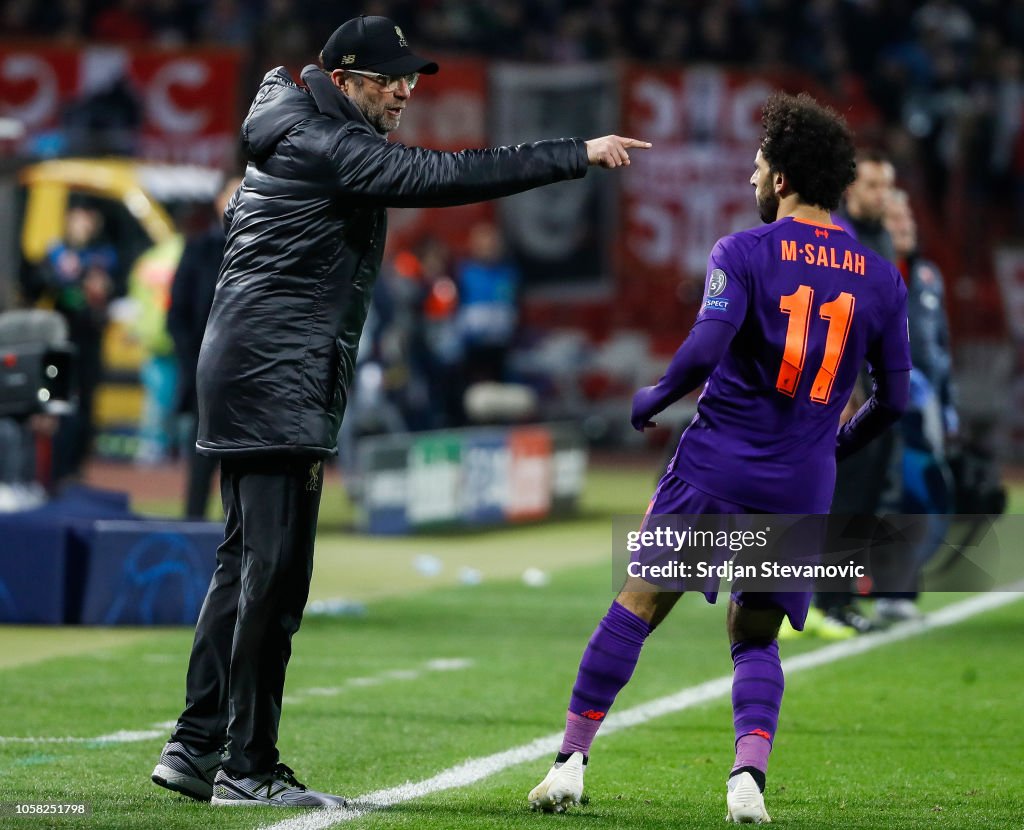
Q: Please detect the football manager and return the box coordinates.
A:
[151,14,650,808]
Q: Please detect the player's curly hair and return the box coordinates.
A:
[760,92,856,211]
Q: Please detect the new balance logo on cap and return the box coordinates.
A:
[321,15,439,76]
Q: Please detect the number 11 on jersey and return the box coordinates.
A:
[776,285,855,405]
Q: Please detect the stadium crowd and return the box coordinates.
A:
[4,0,1023,231]
[0,2,1016,526]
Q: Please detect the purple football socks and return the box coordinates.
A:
[560,601,652,756]
[730,639,784,783]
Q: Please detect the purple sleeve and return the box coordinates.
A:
[835,369,910,460]
[837,275,911,459]
[867,270,913,373]
[630,235,751,431]
[631,319,737,430]
[694,235,751,330]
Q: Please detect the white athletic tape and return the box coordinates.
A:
[260,586,1024,830]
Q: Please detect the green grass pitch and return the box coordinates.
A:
[1,465,1021,829]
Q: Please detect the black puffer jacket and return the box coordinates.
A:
[196,66,588,457]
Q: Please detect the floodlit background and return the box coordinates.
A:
[0,2,1022,828]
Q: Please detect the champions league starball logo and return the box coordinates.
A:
[703,268,730,311]
[708,269,727,297]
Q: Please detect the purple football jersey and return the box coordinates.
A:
[669,216,912,513]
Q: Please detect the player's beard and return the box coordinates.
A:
[756,187,779,224]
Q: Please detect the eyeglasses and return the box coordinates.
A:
[345,68,419,91]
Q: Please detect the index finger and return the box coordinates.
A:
[620,138,653,149]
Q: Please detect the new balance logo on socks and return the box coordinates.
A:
[580,710,606,721]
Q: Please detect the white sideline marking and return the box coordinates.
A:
[283,658,474,706]
[0,658,473,745]
[0,721,178,745]
[424,658,473,672]
[260,587,1024,830]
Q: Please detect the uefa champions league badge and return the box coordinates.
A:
[708,269,727,297]
[704,269,730,311]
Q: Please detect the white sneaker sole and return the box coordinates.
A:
[528,752,586,813]
[726,772,771,823]
[210,796,276,807]
[211,795,347,807]
[152,764,213,801]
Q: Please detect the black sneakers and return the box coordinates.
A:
[152,740,224,801]
[211,763,348,807]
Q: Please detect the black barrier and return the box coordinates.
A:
[80,521,220,625]
[0,486,221,625]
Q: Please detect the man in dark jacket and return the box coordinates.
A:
[814,150,901,635]
[886,189,958,443]
[167,176,241,520]
[874,188,958,620]
[834,150,897,262]
[152,15,650,807]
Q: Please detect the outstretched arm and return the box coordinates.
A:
[631,319,737,430]
[328,131,650,208]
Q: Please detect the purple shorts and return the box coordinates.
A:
[640,473,812,631]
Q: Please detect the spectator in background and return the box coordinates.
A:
[876,188,958,621]
[967,46,1024,240]
[361,238,463,432]
[252,0,312,82]
[0,0,37,38]
[456,220,521,385]
[61,71,142,157]
[887,189,958,446]
[814,151,901,635]
[148,0,192,45]
[167,176,242,519]
[33,203,119,482]
[198,0,252,46]
[835,150,897,260]
[91,0,152,42]
[419,237,464,428]
[23,0,88,41]
[129,233,183,466]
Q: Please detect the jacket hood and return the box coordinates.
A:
[241,68,316,161]
[241,66,376,161]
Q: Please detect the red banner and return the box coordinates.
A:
[0,44,241,167]
[616,67,880,341]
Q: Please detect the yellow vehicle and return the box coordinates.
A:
[14,158,223,459]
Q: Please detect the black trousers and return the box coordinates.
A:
[172,455,325,777]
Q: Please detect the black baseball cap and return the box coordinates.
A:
[321,16,439,76]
